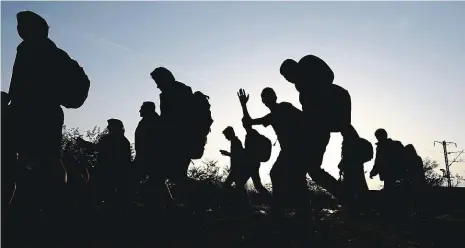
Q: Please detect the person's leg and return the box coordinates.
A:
[235,174,253,214]
[167,155,192,208]
[250,167,269,196]
[269,152,291,215]
[289,168,310,218]
[25,107,67,246]
[306,132,343,200]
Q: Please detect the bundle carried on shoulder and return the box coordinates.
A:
[187,91,213,159]
[54,47,90,109]
[245,129,272,163]
[298,55,352,132]
[357,137,374,163]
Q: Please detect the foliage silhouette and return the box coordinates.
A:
[419,157,463,187]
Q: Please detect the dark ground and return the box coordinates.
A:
[5,186,465,248]
[74,201,465,248]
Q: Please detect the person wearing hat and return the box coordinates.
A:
[77,119,132,213]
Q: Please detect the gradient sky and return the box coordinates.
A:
[2,1,465,189]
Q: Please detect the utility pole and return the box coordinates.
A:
[434,141,460,187]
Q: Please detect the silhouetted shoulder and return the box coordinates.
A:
[123,136,131,146]
[278,102,303,116]
[278,101,294,108]
[174,81,193,95]
[330,84,351,101]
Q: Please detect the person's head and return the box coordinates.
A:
[298,54,334,88]
[242,117,252,132]
[222,126,235,141]
[261,87,278,109]
[107,119,125,135]
[16,11,49,41]
[150,67,175,92]
[280,58,300,85]
[139,101,156,117]
[374,128,388,142]
[1,91,10,106]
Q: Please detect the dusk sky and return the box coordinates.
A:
[2,1,464,189]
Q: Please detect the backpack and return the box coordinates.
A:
[325,84,351,133]
[300,84,351,133]
[246,130,272,163]
[55,48,90,109]
[188,91,213,159]
[358,138,374,163]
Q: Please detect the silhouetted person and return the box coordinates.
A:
[404,144,426,189]
[404,144,426,215]
[338,125,373,214]
[239,88,308,216]
[133,101,164,210]
[8,11,71,246]
[151,67,213,212]
[370,128,406,190]
[280,55,349,200]
[221,126,245,187]
[151,67,193,185]
[220,126,252,212]
[370,128,408,220]
[77,119,132,213]
[237,92,271,196]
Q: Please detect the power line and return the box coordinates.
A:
[433,141,463,187]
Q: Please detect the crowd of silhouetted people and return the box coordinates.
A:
[2,11,429,247]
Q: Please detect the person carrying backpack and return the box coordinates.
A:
[338,125,373,214]
[280,55,348,201]
[370,129,407,190]
[8,11,90,247]
[237,92,272,196]
[239,88,309,217]
[150,67,213,208]
[370,128,410,220]
[151,67,194,183]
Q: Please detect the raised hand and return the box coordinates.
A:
[237,88,249,105]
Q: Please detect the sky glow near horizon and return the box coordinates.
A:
[2,1,465,189]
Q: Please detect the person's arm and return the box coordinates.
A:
[8,45,28,105]
[237,89,271,127]
[76,137,99,152]
[220,150,231,157]
[125,139,133,164]
[370,147,381,178]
